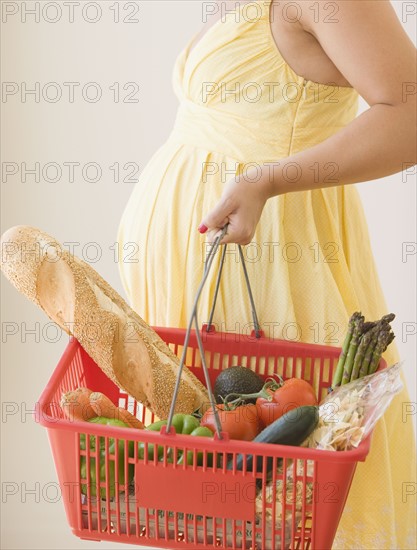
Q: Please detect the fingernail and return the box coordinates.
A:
[198,224,208,234]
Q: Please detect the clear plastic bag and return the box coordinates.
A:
[308,362,403,451]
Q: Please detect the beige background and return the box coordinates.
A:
[1,1,416,549]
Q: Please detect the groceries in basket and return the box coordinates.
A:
[252,362,403,536]
[309,362,403,451]
[221,375,318,428]
[60,386,319,467]
[60,387,143,498]
[138,414,214,465]
[230,405,319,475]
[61,388,145,428]
[255,458,314,529]
[201,401,262,440]
[79,417,136,498]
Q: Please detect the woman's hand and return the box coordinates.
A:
[198,167,277,244]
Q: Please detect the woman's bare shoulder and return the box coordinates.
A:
[269,0,353,87]
[295,0,417,105]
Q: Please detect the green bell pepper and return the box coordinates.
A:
[80,417,134,498]
[138,414,213,465]
[177,426,214,466]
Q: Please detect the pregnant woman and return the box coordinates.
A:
[117,1,416,547]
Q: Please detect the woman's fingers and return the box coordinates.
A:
[198,197,233,235]
[198,174,267,244]
[199,200,255,244]
[205,228,223,244]
[216,221,254,245]
[204,221,254,245]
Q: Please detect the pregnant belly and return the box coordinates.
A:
[118,138,246,246]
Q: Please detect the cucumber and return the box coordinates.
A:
[229,405,319,474]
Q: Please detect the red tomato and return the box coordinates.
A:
[201,404,261,441]
[256,378,317,427]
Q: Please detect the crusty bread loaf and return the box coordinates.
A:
[1,225,208,418]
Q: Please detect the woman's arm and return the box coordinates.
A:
[199,0,416,244]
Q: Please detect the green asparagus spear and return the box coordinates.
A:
[342,314,364,384]
[358,325,379,378]
[361,321,377,334]
[367,330,390,375]
[367,320,395,375]
[350,328,372,382]
[332,312,360,387]
[385,331,395,349]
[380,313,396,324]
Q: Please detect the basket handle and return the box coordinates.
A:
[205,242,261,338]
[166,225,261,438]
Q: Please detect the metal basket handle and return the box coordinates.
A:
[205,241,261,338]
[166,225,261,438]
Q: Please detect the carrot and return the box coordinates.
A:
[90,392,144,429]
[117,409,145,429]
[89,392,120,419]
[60,387,96,421]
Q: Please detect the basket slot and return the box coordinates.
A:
[263,356,274,377]
[300,458,313,549]
[320,358,331,386]
[124,439,132,538]
[212,352,221,371]
[295,357,304,380]
[290,460,298,546]
[115,437,124,536]
[66,349,79,391]
[168,342,177,357]
[313,358,323,400]
[266,355,281,379]
[73,346,86,386]
[284,356,293,379]
[256,356,266,376]
[191,346,197,371]
[231,354,240,367]
[281,457,288,550]
[174,511,181,543]
[175,345,195,369]
[144,507,150,541]
[248,355,257,371]
[302,358,313,386]
[159,506,164,543]
[221,354,230,371]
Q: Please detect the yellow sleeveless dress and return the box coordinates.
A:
[117,2,416,547]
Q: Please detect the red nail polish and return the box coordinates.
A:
[198,224,208,234]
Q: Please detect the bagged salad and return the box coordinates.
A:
[308,362,403,451]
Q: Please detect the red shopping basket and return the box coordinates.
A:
[37,328,385,550]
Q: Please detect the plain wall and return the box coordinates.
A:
[1,2,416,549]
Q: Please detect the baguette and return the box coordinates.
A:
[1,225,208,418]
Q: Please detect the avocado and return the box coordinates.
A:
[214,366,265,404]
